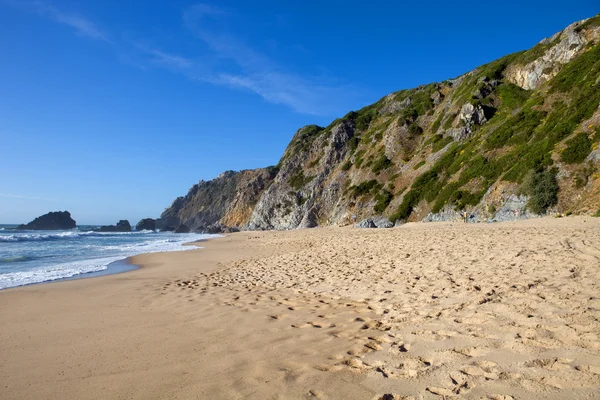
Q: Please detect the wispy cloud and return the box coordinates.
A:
[181,3,358,116]
[0,193,56,201]
[135,45,192,69]
[4,1,360,116]
[6,0,110,42]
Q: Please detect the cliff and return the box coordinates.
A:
[161,168,278,232]
[163,15,600,231]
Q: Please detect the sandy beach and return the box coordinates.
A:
[1,217,600,399]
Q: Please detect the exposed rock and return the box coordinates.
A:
[423,207,465,223]
[17,211,76,230]
[200,223,239,234]
[356,219,377,228]
[373,216,394,228]
[356,216,393,228]
[505,18,600,90]
[161,168,277,232]
[447,126,470,141]
[174,224,190,233]
[473,77,499,99]
[447,102,489,141]
[135,218,156,231]
[248,120,355,230]
[492,194,536,222]
[460,103,487,126]
[96,220,132,232]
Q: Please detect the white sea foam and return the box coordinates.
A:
[0,233,220,289]
[0,229,154,243]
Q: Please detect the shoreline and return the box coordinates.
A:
[0,236,216,291]
[1,217,600,399]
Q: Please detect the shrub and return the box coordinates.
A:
[413,160,426,170]
[374,191,393,213]
[443,113,457,130]
[574,162,596,188]
[521,168,559,214]
[408,123,423,136]
[432,136,453,152]
[351,180,382,198]
[347,136,360,152]
[431,113,444,133]
[562,133,592,164]
[341,160,352,171]
[372,155,393,174]
[288,170,313,190]
[497,83,531,110]
[307,156,321,169]
[354,150,366,168]
[485,108,545,149]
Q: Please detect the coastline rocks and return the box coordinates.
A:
[174,224,190,233]
[96,220,132,233]
[356,217,394,229]
[192,223,240,234]
[17,211,76,230]
[135,218,156,231]
[356,219,377,228]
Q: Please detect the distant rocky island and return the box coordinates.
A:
[94,220,132,233]
[17,211,76,230]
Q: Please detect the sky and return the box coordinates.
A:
[0,1,597,225]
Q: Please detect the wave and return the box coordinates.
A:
[0,233,221,289]
[0,255,34,264]
[0,230,153,243]
[0,258,113,290]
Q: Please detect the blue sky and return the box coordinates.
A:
[0,0,597,225]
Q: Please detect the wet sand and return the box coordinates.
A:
[1,217,599,399]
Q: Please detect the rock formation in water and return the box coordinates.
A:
[17,211,76,230]
[135,218,156,231]
[162,15,600,229]
[96,220,132,233]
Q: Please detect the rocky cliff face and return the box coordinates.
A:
[163,15,600,230]
[506,18,600,90]
[161,168,277,232]
[247,121,355,230]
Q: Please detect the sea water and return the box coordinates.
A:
[0,225,219,290]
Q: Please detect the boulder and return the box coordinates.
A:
[459,102,487,126]
[356,217,393,228]
[356,218,377,228]
[372,217,394,228]
[174,224,190,233]
[202,223,240,234]
[17,211,76,230]
[96,220,132,233]
[136,218,156,231]
[204,224,223,234]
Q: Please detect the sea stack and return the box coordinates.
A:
[16,211,76,230]
[96,220,132,233]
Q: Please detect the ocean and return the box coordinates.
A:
[0,225,218,290]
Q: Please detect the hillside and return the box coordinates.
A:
[163,15,600,232]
